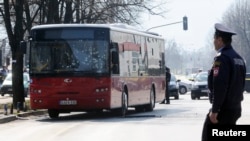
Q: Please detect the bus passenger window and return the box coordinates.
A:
[111,51,119,74]
[112,64,119,74]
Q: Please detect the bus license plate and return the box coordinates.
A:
[59,100,77,105]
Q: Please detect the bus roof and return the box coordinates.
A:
[31,23,164,40]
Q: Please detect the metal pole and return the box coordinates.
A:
[146,21,182,31]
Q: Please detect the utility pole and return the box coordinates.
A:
[146,16,188,31]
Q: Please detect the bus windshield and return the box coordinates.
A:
[30,40,109,74]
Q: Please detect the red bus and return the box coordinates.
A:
[27,24,166,118]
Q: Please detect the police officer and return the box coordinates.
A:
[161,66,171,104]
[201,23,246,141]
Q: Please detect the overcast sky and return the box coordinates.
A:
[141,0,235,50]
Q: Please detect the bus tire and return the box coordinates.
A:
[121,91,128,117]
[48,109,59,118]
[145,87,155,111]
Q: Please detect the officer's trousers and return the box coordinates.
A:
[201,108,241,141]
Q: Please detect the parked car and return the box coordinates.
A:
[0,73,30,97]
[169,74,180,99]
[245,73,250,93]
[190,71,209,100]
[178,78,192,94]
[0,67,9,84]
[187,73,198,81]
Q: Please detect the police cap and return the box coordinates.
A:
[214,23,236,37]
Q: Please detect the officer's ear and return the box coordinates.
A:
[214,36,223,45]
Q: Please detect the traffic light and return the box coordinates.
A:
[183,16,188,30]
[159,60,162,68]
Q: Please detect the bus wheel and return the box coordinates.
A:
[145,88,155,111]
[48,109,59,118]
[121,91,128,117]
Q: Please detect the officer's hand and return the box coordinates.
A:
[209,112,218,124]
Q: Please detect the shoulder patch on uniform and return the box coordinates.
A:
[234,58,244,66]
[213,61,221,67]
[213,67,219,77]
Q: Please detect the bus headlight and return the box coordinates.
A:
[32,89,42,94]
[95,88,108,93]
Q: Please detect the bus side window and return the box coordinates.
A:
[111,51,119,74]
[110,42,119,74]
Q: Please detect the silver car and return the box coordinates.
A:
[169,74,180,99]
[0,73,30,97]
[190,71,209,100]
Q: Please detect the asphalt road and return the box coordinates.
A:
[0,92,249,141]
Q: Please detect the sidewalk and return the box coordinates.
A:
[0,95,47,123]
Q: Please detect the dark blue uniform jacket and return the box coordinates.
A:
[208,45,246,113]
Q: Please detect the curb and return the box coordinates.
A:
[17,109,48,117]
[0,115,16,123]
[0,109,47,124]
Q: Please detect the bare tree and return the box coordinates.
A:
[25,0,168,24]
[165,39,182,73]
[0,0,25,109]
[165,36,215,75]
[0,0,168,109]
[222,0,250,71]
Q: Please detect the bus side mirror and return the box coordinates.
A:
[20,41,27,54]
